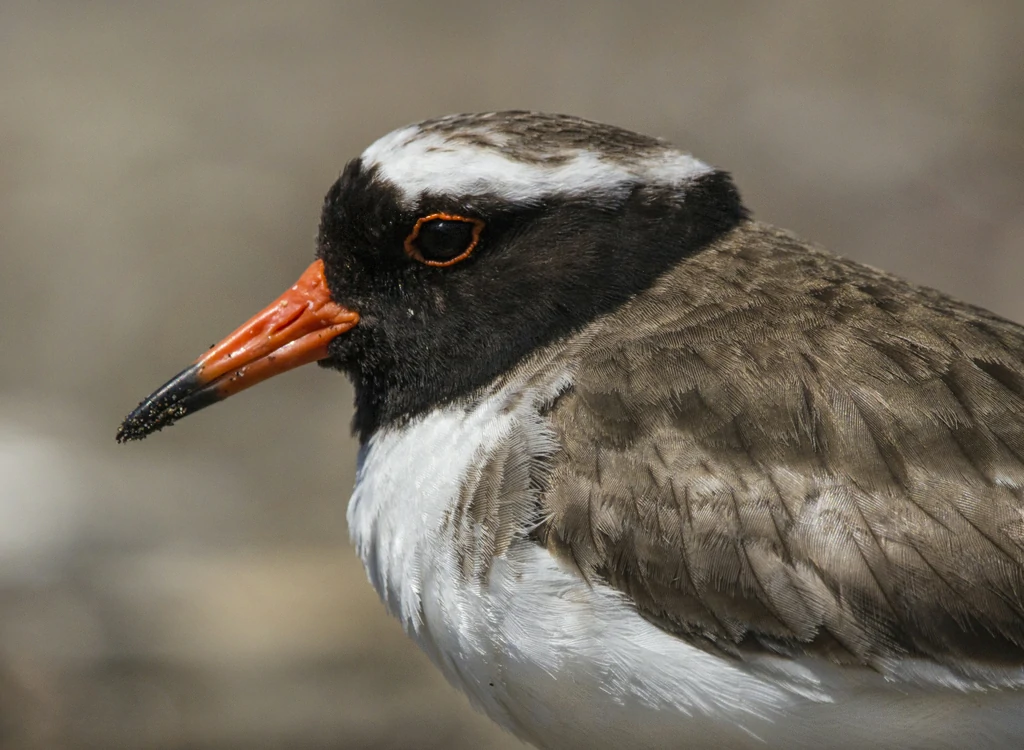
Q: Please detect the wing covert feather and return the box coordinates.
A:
[540,222,1024,673]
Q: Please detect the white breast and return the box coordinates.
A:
[347,371,1024,750]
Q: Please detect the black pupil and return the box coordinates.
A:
[417,219,474,262]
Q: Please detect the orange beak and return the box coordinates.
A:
[117,259,358,442]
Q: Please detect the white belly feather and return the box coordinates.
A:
[347,372,1024,750]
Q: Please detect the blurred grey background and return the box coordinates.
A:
[2,2,1022,748]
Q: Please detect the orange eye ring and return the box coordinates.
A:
[403,213,485,267]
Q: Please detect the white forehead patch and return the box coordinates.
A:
[360,124,713,206]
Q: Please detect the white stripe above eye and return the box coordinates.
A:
[360,125,713,205]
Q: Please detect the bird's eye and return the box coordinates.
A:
[404,213,484,267]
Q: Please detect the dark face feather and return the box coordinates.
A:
[317,158,746,439]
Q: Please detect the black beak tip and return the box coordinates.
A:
[116,416,151,443]
[115,406,183,443]
[115,364,219,444]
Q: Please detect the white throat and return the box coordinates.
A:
[347,368,567,633]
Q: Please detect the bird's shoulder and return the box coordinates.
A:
[537,220,1024,675]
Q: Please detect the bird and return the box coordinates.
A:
[118,111,1024,749]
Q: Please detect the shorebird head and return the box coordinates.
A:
[117,111,746,443]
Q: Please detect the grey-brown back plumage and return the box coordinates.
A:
[538,220,1024,677]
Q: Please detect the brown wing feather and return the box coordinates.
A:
[539,221,1024,673]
